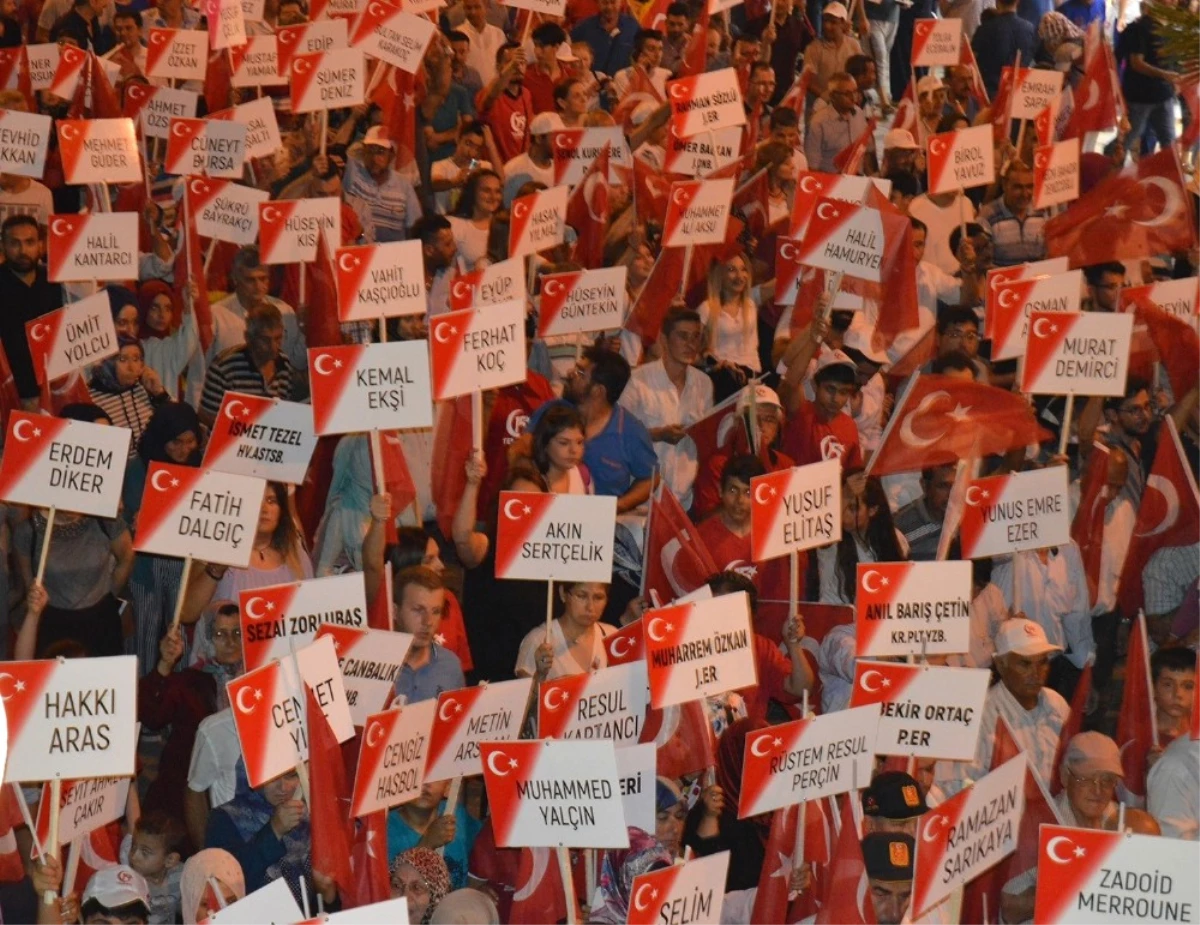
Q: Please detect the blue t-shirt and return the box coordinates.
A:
[393,644,465,705]
[528,400,657,498]
[570,13,640,76]
[387,801,482,889]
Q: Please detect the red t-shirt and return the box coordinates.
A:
[476,86,534,164]
[478,371,556,516]
[522,66,562,114]
[691,446,796,523]
[780,401,864,471]
[739,633,814,723]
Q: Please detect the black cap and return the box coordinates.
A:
[861,832,915,881]
[862,771,928,820]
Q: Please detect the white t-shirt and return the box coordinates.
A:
[0,180,54,228]
[515,619,615,680]
[698,298,761,372]
[448,215,492,271]
[187,709,241,808]
[910,193,976,276]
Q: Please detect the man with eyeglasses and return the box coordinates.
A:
[935,307,991,383]
[1083,261,1126,313]
[804,71,870,172]
[341,125,424,243]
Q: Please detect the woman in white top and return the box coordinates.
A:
[531,404,593,494]
[698,253,761,376]
[448,169,502,270]
[138,279,199,403]
[515,581,615,680]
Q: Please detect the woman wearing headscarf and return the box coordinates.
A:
[123,401,203,674]
[391,847,452,924]
[588,828,674,924]
[654,777,688,859]
[683,718,772,893]
[137,279,199,402]
[180,849,246,924]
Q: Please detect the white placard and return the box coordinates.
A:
[203,393,318,483]
[429,299,527,400]
[1022,310,1133,397]
[854,561,972,658]
[238,573,369,671]
[308,341,434,435]
[750,459,842,561]
[495,491,617,583]
[959,465,1071,558]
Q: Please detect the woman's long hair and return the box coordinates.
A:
[264,481,308,579]
[704,252,756,351]
[453,168,502,219]
[836,469,905,602]
[532,404,586,477]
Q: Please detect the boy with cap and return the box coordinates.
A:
[936,619,1070,797]
[34,862,152,925]
[861,832,915,925]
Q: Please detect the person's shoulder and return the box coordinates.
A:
[196,707,235,736]
[1041,685,1070,719]
[211,343,247,367]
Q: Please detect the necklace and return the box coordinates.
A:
[254,543,272,562]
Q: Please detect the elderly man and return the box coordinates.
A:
[976,161,1048,267]
[342,125,424,243]
[199,304,300,427]
[861,833,915,925]
[936,619,1071,797]
[805,72,871,173]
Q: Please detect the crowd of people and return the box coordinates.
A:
[0,0,1196,917]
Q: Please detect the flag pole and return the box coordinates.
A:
[61,835,81,904]
[43,778,61,905]
[557,846,578,924]
[788,689,810,900]
[438,777,462,858]
[36,507,55,585]
[170,556,192,629]
[1058,393,1074,457]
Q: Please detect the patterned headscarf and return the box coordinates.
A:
[1038,11,1082,44]
[590,828,674,925]
[392,847,452,924]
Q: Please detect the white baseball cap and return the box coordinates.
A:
[842,323,888,364]
[530,112,565,135]
[737,383,783,411]
[362,125,395,149]
[995,619,1063,658]
[82,866,151,914]
[822,1,849,18]
[883,128,919,150]
[556,42,579,62]
[815,348,857,373]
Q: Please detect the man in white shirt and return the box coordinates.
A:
[611,29,671,101]
[184,709,240,851]
[936,619,1071,798]
[502,112,559,205]
[618,308,712,510]
[910,190,977,275]
[459,0,507,86]
[1147,733,1200,840]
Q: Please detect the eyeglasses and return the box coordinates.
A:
[944,329,980,343]
[1118,403,1151,417]
[1068,771,1118,791]
[213,629,242,642]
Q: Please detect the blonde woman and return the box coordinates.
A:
[698,253,761,396]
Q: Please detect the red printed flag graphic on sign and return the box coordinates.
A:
[509,185,568,258]
[238,573,369,671]
[25,289,118,384]
[334,240,425,320]
[1021,310,1133,397]
[186,176,269,245]
[551,127,630,185]
[627,851,729,925]
[308,341,433,435]
[926,124,994,194]
[749,460,842,562]
[495,491,616,582]
[48,213,138,283]
[853,560,972,658]
[959,466,1071,558]
[429,299,526,400]
[258,197,340,264]
[316,623,413,726]
[1120,276,1199,321]
[350,700,436,817]
[796,197,887,282]
[275,20,348,73]
[667,67,746,139]
[165,117,247,178]
[663,178,734,247]
[911,17,961,66]
[423,677,532,782]
[1034,139,1080,209]
[537,267,627,337]
[125,83,200,140]
[350,1,436,73]
[603,620,645,665]
[787,173,891,241]
[146,28,209,81]
[480,740,628,848]
[986,270,1082,361]
[449,256,525,310]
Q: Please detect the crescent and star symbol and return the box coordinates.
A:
[486,750,518,776]
[513,201,528,220]
[262,206,281,223]
[438,698,463,722]
[608,636,633,658]
[1132,176,1183,228]
[1032,317,1058,338]
[171,122,189,138]
[29,322,50,342]
[0,672,26,702]
[503,499,532,520]
[365,721,385,748]
[312,354,343,376]
[633,884,657,911]
[433,322,458,344]
[750,733,783,757]
[1138,474,1180,537]
[646,618,674,642]
[929,137,945,157]
[671,187,691,207]
[815,202,839,221]
[235,685,262,714]
[11,419,40,442]
[964,485,990,506]
[244,596,275,619]
[898,391,973,448]
[60,124,79,140]
[798,175,820,194]
[779,242,798,262]
[149,469,180,492]
[753,483,776,505]
[51,219,72,237]
[338,253,359,272]
[859,669,891,693]
[1045,835,1085,864]
[860,570,888,594]
[294,57,312,73]
[922,814,949,843]
[997,287,1018,309]
[224,399,248,421]
[543,278,562,298]
[668,83,686,99]
[542,687,570,711]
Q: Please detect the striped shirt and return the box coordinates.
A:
[199,346,296,421]
[342,158,423,244]
[976,198,1048,267]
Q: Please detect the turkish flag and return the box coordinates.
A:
[176,188,215,353]
[732,167,773,238]
[510,846,577,925]
[1071,443,1113,610]
[1117,417,1200,617]
[613,66,664,132]
[1180,77,1200,149]
[1132,302,1200,403]
[644,480,719,604]
[1050,662,1094,797]
[1045,149,1197,268]
[0,785,25,882]
[752,800,833,924]
[1063,22,1122,139]
[1116,613,1157,798]
[67,51,122,120]
[567,143,609,269]
[373,432,417,546]
[307,686,355,903]
[814,795,875,924]
[640,699,715,779]
[884,325,937,387]
[833,118,876,176]
[778,70,811,121]
[630,156,675,226]
[370,65,423,174]
[431,395,474,538]
[892,78,918,141]
[677,1,710,78]
[869,373,1049,477]
[349,810,390,907]
[957,40,990,109]
[685,387,748,461]
[991,65,1015,145]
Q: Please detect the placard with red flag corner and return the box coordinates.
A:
[334,240,425,321]
[495,491,616,582]
[206,0,247,50]
[849,660,988,760]
[1120,276,1199,322]
[1002,66,1064,120]
[985,258,1069,321]
[926,124,993,194]
[350,1,436,73]
[230,34,286,87]
[164,116,246,178]
[133,462,265,568]
[480,740,628,849]
[1,656,137,783]
[0,412,129,518]
[959,465,1070,558]
[206,877,304,924]
[203,392,317,484]
[911,752,1025,919]
[537,267,627,337]
[25,43,58,92]
[350,699,436,817]
[853,560,972,658]
[749,460,841,562]
[34,777,130,852]
[787,173,891,241]
[146,28,209,81]
[911,17,961,66]
[986,270,1082,361]
[126,84,199,141]
[551,127,631,185]
[737,705,880,817]
[227,634,354,787]
[1034,138,1080,209]
[538,661,648,745]
[667,66,745,138]
[291,47,365,113]
[316,623,413,726]
[643,591,757,709]
[449,256,526,310]
[47,44,87,99]
[797,197,890,282]
[663,177,734,247]
[429,299,526,400]
[207,94,282,160]
[1032,825,1199,924]
[186,176,268,245]
[276,20,349,73]
[627,851,729,925]
[663,126,743,177]
[1022,310,1132,397]
[0,109,50,179]
[238,573,369,671]
[509,185,568,258]
[308,341,432,434]
[55,118,141,185]
[24,292,117,384]
[47,212,137,283]
[424,677,532,782]
[603,620,645,666]
[258,198,338,264]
